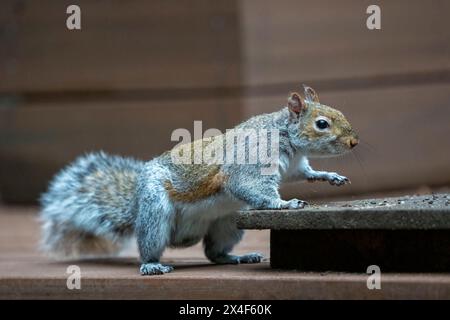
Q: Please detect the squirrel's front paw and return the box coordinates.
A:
[325,172,350,186]
[280,198,308,209]
[140,263,173,276]
[307,172,350,186]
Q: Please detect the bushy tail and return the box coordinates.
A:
[39,151,144,258]
[40,219,123,258]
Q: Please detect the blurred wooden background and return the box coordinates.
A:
[0,0,449,203]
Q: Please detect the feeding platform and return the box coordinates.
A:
[237,194,450,272]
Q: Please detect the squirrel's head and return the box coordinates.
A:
[287,85,358,157]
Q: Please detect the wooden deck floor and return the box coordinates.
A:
[1,206,450,299]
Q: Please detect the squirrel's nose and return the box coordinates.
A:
[348,138,359,149]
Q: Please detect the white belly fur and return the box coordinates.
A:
[280,152,304,182]
[170,192,244,247]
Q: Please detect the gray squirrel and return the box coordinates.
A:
[40,85,358,275]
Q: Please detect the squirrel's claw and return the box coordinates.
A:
[327,173,350,186]
[281,198,308,209]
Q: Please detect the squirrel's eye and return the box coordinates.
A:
[315,119,329,130]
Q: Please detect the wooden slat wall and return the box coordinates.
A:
[240,0,450,86]
[0,0,242,91]
[239,0,450,199]
[0,0,243,203]
[1,0,450,203]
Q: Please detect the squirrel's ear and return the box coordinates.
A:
[303,85,319,103]
[288,92,306,116]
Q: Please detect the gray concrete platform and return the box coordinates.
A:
[237,194,450,272]
[237,194,450,230]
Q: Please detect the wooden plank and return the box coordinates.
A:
[1,209,450,299]
[0,0,241,92]
[240,0,450,86]
[0,97,242,203]
[243,83,450,199]
[3,1,448,93]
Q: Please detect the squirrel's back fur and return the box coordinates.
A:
[40,151,143,257]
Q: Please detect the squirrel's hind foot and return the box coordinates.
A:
[238,252,264,264]
[140,263,174,276]
[212,252,264,265]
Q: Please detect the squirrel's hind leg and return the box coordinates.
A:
[135,163,175,276]
[203,215,263,265]
[136,194,174,275]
